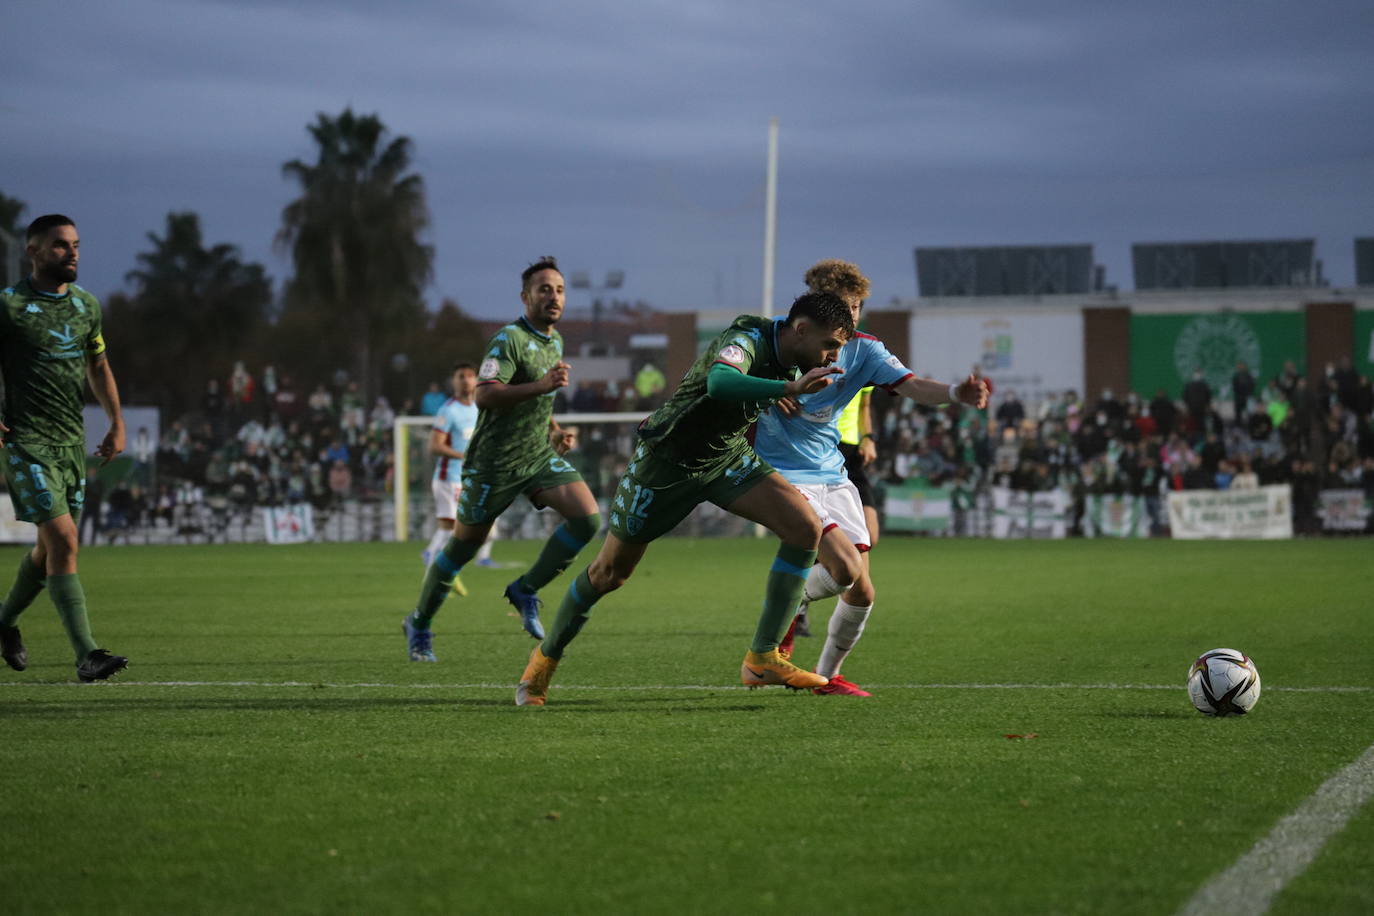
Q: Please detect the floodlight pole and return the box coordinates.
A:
[761,117,779,319]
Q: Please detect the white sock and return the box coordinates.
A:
[424,528,450,566]
[804,564,847,603]
[816,599,873,678]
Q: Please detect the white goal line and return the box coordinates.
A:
[1,680,1369,692]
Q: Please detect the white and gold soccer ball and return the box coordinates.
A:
[1187,648,1261,716]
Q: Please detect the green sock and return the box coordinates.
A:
[47,573,99,662]
[751,543,817,653]
[540,569,603,660]
[0,554,47,627]
[518,514,600,593]
[412,537,480,629]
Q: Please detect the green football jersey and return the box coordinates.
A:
[0,279,106,446]
[465,315,565,472]
[638,315,796,473]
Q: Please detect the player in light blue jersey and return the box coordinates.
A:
[417,363,479,613]
[752,259,987,695]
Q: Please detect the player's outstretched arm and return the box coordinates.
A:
[894,373,989,409]
[86,354,126,464]
[475,361,571,410]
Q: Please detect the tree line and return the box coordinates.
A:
[2,108,486,418]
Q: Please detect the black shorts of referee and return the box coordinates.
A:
[837,441,876,508]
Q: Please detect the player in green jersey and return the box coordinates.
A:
[403,257,601,661]
[0,215,128,682]
[514,291,856,705]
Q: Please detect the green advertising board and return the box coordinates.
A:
[1356,310,1374,382]
[1129,312,1305,400]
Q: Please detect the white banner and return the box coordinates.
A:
[264,504,315,544]
[0,499,34,544]
[909,310,1084,410]
[1166,485,1292,540]
[991,487,1069,539]
[1317,489,1371,532]
[1083,494,1147,538]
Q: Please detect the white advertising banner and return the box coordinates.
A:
[264,504,316,545]
[1166,485,1292,540]
[991,487,1070,539]
[1316,489,1371,532]
[909,310,1084,409]
[0,499,34,544]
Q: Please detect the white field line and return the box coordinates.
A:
[1176,740,1374,916]
[0,680,1370,692]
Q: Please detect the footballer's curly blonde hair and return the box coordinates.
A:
[804,259,870,300]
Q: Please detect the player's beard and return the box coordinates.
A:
[38,261,77,286]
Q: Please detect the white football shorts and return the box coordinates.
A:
[431,476,462,521]
[796,480,870,551]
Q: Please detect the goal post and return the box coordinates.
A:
[391,411,649,542]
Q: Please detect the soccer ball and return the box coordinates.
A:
[1187,648,1261,716]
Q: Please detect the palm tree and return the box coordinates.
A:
[277,109,433,399]
[0,190,26,286]
[117,211,273,412]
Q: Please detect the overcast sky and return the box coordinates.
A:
[6,0,1373,319]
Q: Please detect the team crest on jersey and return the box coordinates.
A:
[718,345,746,365]
[479,358,501,379]
[625,515,644,536]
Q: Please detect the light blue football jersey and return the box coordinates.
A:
[753,332,912,485]
[432,397,479,482]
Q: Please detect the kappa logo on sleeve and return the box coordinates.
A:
[479,358,501,379]
[718,345,746,365]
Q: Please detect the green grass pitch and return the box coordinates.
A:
[1,537,1371,915]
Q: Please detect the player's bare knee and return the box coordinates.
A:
[46,534,79,567]
[781,514,823,549]
[588,560,630,593]
[846,577,876,606]
[819,554,857,591]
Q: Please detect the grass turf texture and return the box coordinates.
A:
[1,537,1371,915]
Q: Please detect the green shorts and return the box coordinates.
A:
[607,442,774,543]
[2,441,87,524]
[457,450,586,526]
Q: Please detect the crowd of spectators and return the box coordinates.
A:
[90,356,1373,539]
[100,363,416,536]
[869,358,1374,534]
[98,360,672,537]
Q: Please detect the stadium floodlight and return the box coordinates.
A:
[571,269,627,301]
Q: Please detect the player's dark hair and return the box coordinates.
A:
[785,291,855,338]
[452,361,476,373]
[26,214,75,241]
[521,256,561,291]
